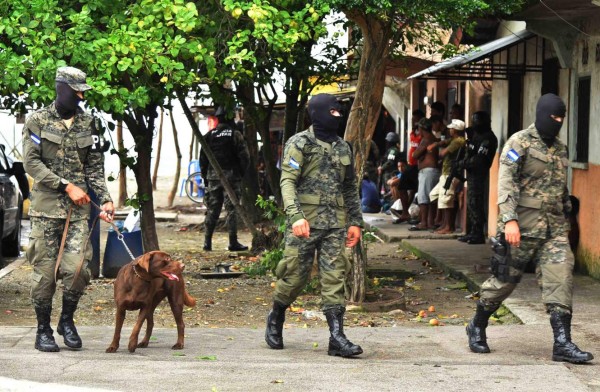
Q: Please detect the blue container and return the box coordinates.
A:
[102,230,144,278]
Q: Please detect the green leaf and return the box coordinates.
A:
[195,355,217,361]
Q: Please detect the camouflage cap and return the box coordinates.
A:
[417,117,432,132]
[55,66,92,91]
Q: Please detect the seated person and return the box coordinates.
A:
[361,175,382,213]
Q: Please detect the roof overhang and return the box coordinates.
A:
[408,29,540,81]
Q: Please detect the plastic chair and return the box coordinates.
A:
[179,160,201,197]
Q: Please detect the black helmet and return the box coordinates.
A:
[385,132,399,143]
[214,106,227,119]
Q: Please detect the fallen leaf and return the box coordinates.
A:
[93,306,103,311]
[173,352,186,357]
[271,380,284,384]
[196,355,217,361]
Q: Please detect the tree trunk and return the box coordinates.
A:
[152,108,164,191]
[116,120,128,208]
[236,82,265,223]
[167,109,182,208]
[177,91,261,240]
[343,12,394,304]
[123,111,160,251]
[349,239,367,303]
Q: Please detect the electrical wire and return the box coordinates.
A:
[539,0,591,37]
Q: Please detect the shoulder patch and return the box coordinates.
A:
[30,131,41,145]
[288,157,300,170]
[506,149,520,162]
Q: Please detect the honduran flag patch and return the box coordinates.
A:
[507,149,520,162]
[288,157,300,170]
[30,132,41,145]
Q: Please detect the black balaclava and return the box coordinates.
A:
[55,82,82,119]
[308,93,342,143]
[535,93,566,145]
[471,111,491,134]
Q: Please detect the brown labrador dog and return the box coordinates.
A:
[106,251,196,353]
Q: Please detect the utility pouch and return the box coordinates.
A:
[489,234,521,284]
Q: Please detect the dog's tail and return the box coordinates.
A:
[184,287,196,307]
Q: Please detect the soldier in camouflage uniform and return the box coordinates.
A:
[466,94,593,364]
[265,94,364,358]
[22,66,114,352]
[199,106,250,252]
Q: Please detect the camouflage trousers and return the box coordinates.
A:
[26,217,92,303]
[204,179,241,235]
[480,235,574,312]
[273,228,350,309]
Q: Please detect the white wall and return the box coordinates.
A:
[1,101,205,180]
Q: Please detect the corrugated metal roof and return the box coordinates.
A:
[408,29,535,80]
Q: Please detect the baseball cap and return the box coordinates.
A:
[385,132,399,143]
[447,119,465,131]
[55,66,92,91]
[417,118,432,132]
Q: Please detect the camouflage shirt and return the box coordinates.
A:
[497,124,570,238]
[22,102,112,221]
[280,128,363,230]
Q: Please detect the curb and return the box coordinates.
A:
[399,240,481,294]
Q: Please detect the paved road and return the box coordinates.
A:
[0,325,598,392]
[1,213,599,391]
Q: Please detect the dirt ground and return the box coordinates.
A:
[0,175,517,330]
[0,223,515,330]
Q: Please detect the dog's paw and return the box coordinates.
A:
[171,343,184,350]
[128,344,137,353]
[137,341,149,348]
[106,346,118,353]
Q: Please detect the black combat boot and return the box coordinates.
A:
[34,303,60,352]
[466,302,498,353]
[466,224,485,244]
[457,232,473,242]
[265,301,288,349]
[57,292,83,349]
[550,311,593,363]
[324,306,363,357]
[228,233,248,252]
[203,232,212,251]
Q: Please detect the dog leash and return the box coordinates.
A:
[89,200,136,260]
[56,200,137,289]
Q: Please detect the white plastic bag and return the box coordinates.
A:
[123,210,141,232]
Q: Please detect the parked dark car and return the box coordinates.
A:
[0,144,28,263]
